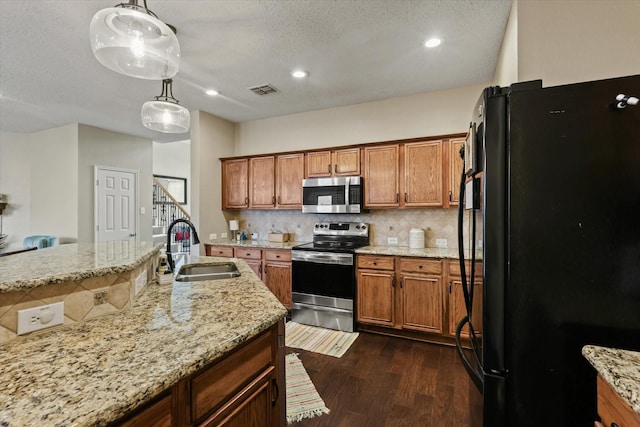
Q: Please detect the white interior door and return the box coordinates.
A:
[95,166,138,243]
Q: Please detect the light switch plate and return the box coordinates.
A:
[209,233,217,241]
[436,239,448,248]
[387,237,398,245]
[17,302,64,335]
[221,232,228,239]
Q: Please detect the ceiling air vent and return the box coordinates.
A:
[249,84,279,96]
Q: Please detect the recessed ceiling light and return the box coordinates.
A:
[424,38,441,48]
[205,89,219,96]
[291,70,308,79]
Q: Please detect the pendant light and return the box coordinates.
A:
[141,79,190,133]
[90,0,180,80]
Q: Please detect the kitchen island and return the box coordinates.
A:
[0,254,287,426]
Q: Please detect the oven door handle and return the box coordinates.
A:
[291,251,353,265]
[292,302,353,314]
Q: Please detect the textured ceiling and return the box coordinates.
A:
[0,0,512,142]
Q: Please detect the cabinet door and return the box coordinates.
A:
[201,369,275,427]
[448,138,465,206]
[276,153,304,208]
[448,279,483,338]
[119,394,172,427]
[306,151,332,177]
[264,262,292,309]
[250,156,276,208]
[400,274,443,334]
[403,140,443,207]
[357,269,395,326]
[222,159,249,209]
[332,148,360,176]
[364,144,399,207]
[246,260,263,279]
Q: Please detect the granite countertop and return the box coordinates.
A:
[205,240,304,250]
[0,242,162,293]
[0,256,287,426]
[355,245,483,260]
[582,345,640,415]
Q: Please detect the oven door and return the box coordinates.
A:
[291,250,355,299]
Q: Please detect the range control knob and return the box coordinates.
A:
[361,225,367,230]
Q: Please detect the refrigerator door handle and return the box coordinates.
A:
[455,315,483,392]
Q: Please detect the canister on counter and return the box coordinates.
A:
[409,228,425,249]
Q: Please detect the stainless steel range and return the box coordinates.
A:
[291,222,369,332]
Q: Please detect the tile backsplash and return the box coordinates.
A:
[223,208,481,248]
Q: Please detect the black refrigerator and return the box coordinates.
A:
[456,74,640,427]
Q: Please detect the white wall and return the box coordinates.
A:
[77,124,153,243]
[190,111,235,253]
[0,126,78,251]
[517,0,640,87]
[153,140,191,213]
[493,0,518,87]
[0,132,32,251]
[235,83,487,156]
[29,124,78,244]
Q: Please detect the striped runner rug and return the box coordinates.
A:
[285,321,359,358]
[286,353,330,423]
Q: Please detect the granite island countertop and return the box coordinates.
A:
[355,245,483,260]
[0,242,162,293]
[0,255,287,427]
[582,345,640,415]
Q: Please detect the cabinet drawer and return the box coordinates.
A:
[206,245,234,257]
[448,260,482,278]
[191,329,273,423]
[234,247,262,260]
[264,249,291,262]
[399,258,442,274]
[119,393,172,427]
[357,255,395,270]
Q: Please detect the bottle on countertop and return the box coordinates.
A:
[240,231,247,241]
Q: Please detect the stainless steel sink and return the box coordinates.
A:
[174,262,241,282]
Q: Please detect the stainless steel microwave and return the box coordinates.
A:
[302,176,363,213]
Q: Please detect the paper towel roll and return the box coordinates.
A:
[409,228,425,249]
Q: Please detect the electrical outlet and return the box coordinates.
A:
[221,232,227,239]
[17,302,64,335]
[209,233,217,241]
[477,239,483,249]
[436,238,448,248]
[387,237,398,245]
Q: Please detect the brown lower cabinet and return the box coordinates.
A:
[204,245,292,310]
[356,254,482,345]
[597,374,640,427]
[114,321,285,427]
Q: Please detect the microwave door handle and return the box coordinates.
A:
[345,177,350,207]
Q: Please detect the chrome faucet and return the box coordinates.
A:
[166,218,201,273]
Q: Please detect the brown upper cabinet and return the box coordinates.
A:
[306,148,360,178]
[363,139,444,208]
[447,137,465,207]
[222,158,249,209]
[276,153,305,208]
[223,153,304,210]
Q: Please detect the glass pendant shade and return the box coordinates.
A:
[141,79,190,133]
[90,4,180,80]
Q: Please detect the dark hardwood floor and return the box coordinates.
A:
[288,332,480,427]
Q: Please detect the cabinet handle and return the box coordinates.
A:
[400,276,404,288]
[391,276,395,288]
[449,280,453,293]
[259,265,262,274]
[245,197,249,205]
[272,196,276,205]
[396,193,399,203]
[373,262,377,266]
[449,190,453,202]
[276,255,280,258]
[327,164,331,174]
[277,195,281,205]
[271,378,279,406]
[334,164,338,173]
[404,193,408,203]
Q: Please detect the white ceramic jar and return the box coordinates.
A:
[409,228,425,249]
